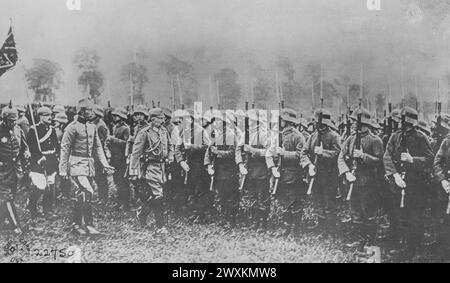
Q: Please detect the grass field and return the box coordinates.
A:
[1,191,449,263]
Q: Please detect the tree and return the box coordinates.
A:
[120,62,149,105]
[159,55,199,108]
[24,58,64,103]
[214,68,241,109]
[73,48,104,103]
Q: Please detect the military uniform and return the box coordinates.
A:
[59,101,112,234]
[108,108,130,209]
[175,117,213,223]
[204,113,240,227]
[237,113,271,230]
[301,110,341,229]
[129,108,173,229]
[17,115,30,137]
[432,135,450,253]
[266,110,306,235]
[26,110,60,218]
[337,109,384,247]
[91,108,110,204]
[383,107,434,257]
[0,106,29,234]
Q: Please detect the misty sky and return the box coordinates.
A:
[1,0,450,108]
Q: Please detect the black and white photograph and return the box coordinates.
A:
[0,0,450,265]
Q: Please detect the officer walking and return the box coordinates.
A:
[27,106,60,221]
[129,108,173,233]
[0,104,30,235]
[59,98,114,235]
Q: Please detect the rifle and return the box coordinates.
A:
[307,98,323,195]
[271,100,284,195]
[182,113,194,185]
[387,103,393,136]
[238,102,250,192]
[106,101,114,135]
[346,100,362,201]
[399,113,407,208]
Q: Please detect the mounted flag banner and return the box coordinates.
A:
[0,25,18,77]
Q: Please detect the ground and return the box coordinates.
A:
[1,190,449,263]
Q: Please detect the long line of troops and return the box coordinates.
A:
[0,97,450,261]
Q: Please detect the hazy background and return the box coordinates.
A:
[1,0,450,111]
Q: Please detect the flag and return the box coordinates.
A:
[0,26,18,77]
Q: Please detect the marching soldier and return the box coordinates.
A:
[237,108,271,232]
[301,109,342,231]
[16,104,30,137]
[337,108,384,250]
[53,111,70,199]
[27,106,60,221]
[0,104,30,235]
[59,98,114,235]
[383,106,433,260]
[91,104,110,205]
[205,110,240,228]
[129,108,173,233]
[107,108,131,210]
[432,123,450,258]
[175,109,213,223]
[266,108,306,236]
[126,104,149,208]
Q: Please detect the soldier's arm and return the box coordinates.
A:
[129,130,147,176]
[409,133,434,171]
[337,135,351,175]
[26,127,42,159]
[265,131,277,169]
[360,136,384,165]
[59,125,74,176]
[167,130,174,163]
[434,138,450,183]
[93,128,110,168]
[321,133,341,159]
[383,133,398,176]
[300,134,313,168]
[281,133,304,161]
[98,124,108,145]
[20,128,30,159]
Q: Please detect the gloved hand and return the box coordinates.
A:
[59,173,69,180]
[37,156,47,166]
[308,164,316,177]
[104,166,115,175]
[239,163,248,175]
[441,179,450,194]
[271,167,280,178]
[207,165,215,175]
[180,160,190,172]
[393,173,406,189]
[129,175,138,181]
[353,149,364,159]
[210,146,218,155]
[345,171,356,183]
[314,144,323,156]
[276,146,285,155]
[400,152,413,164]
[243,144,251,153]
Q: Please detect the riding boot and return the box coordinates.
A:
[28,188,42,219]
